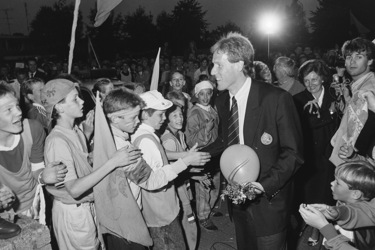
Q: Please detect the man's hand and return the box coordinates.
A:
[42,161,68,184]
[338,143,355,160]
[250,182,264,194]
[0,185,15,210]
[299,204,329,230]
[362,90,375,113]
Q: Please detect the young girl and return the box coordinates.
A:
[160,104,199,250]
[41,79,141,249]
[185,80,221,231]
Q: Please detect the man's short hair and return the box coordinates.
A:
[103,87,144,115]
[21,78,44,97]
[92,78,112,96]
[274,57,297,78]
[342,37,375,62]
[210,32,254,77]
[335,160,375,200]
[0,84,15,98]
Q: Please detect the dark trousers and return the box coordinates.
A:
[103,233,147,250]
[232,205,287,250]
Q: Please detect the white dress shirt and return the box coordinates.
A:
[229,77,252,144]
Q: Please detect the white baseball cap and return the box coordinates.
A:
[140,90,173,110]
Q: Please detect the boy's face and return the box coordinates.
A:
[113,106,141,134]
[0,94,23,136]
[57,88,84,120]
[197,88,213,106]
[345,51,373,81]
[100,83,114,101]
[170,72,185,91]
[145,110,166,130]
[31,82,44,104]
[331,176,354,203]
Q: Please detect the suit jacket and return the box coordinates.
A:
[29,70,46,81]
[216,79,304,236]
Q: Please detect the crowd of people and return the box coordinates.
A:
[0,33,375,250]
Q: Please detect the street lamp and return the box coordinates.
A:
[259,13,281,60]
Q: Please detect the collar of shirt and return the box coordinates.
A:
[0,134,20,151]
[196,103,212,112]
[314,86,325,107]
[229,77,252,144]
[111,124,130,141]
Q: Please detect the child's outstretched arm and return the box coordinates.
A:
[299,204,357,250]
[65,147,141,199]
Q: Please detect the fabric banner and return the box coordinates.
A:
[94,0,122,27]
[150,47,161,91]
[93,94,152,246]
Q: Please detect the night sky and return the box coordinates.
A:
[0,0,318,35]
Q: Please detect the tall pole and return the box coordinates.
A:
[24,3,30,34]
[267,34,270,61]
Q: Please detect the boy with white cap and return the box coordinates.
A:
[131,90,210,250]
[185,80,221,231]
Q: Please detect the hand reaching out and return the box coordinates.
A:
[109,146,142,170]
[299,204,329,230]
[184,143,211,166]
[309,204,339,220]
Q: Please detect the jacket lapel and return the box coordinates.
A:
[244,80,261,146]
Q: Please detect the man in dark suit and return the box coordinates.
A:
[210,32,304,249]
[27,58,46,81]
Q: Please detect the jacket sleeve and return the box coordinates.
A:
[321,224,357,250]
[335,200,375,229]
[260,91,304,197]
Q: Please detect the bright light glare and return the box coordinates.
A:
[259,13,281,35]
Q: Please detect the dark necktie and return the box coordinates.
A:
[227,96,240,146]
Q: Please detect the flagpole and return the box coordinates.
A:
[68,0,81,74]
[89,37,102,69]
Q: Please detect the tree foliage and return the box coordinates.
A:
[124,7,157,53]
[310,0,352,48]
[29,0,83,56]
[170,0,208,54]
[207,22,243,46]
[284,0,310,46]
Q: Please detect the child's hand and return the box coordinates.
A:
[0,185,15,210]
[299,204,329,230]
[184,150,211,167]
[338,143,355,160]
[362,90,375,113]
[309,204,339,220]
[42,161,68,184]
[110,146,142,170]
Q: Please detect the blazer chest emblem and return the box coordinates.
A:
[261,132,273,145]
